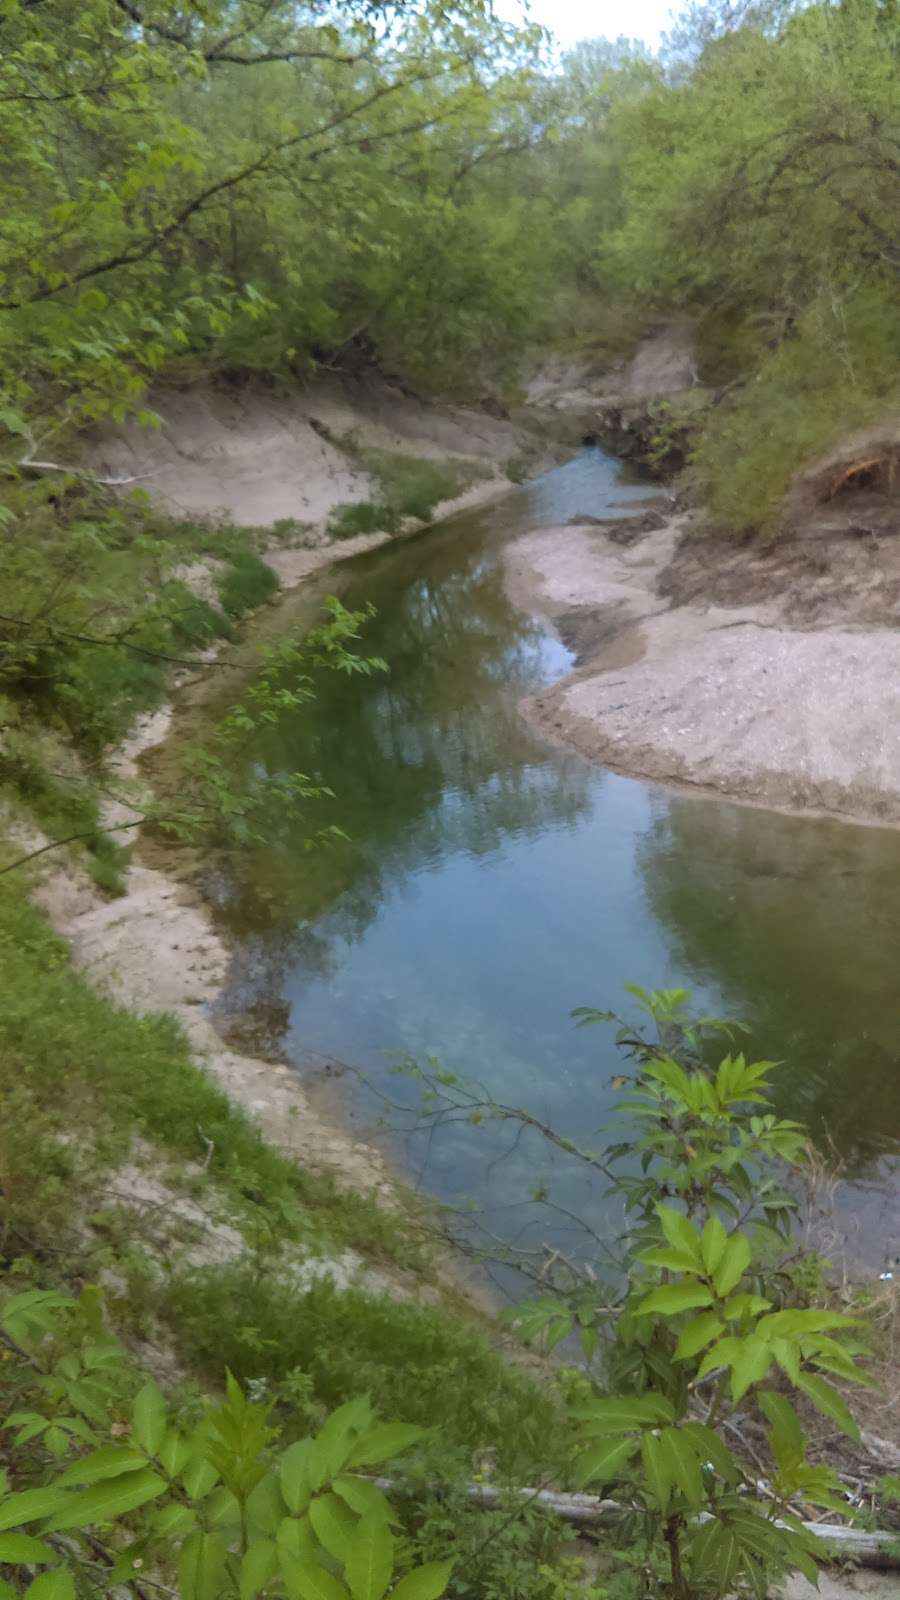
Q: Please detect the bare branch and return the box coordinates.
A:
[16,458,155,487]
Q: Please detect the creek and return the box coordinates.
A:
[201,448,900,1275]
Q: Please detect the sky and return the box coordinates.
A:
[495,0,678,50]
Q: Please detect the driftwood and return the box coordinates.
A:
[373,1478,900,1568]
[18,458,153,487]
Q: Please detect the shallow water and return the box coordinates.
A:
[209,449,900,1273]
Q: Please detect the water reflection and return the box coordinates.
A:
[208,449,900,1265]
[638,798,900,1169]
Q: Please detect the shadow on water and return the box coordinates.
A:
[206,448,900,1276]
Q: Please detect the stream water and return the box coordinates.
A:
[206,448,900,1275]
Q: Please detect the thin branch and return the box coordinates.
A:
[0,818,146,876]
[0,67,454,309]
[0,612,208,667]
[16,458,156,487]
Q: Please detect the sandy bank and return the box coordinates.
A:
[507,517,900,827]
[89,372,541,532]
[35,702,394,1199]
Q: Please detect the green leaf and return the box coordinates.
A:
[0,1488,70,1531]
[44,1469,166,1530]
[758,1310,856,1338]
[795,1372,859,1440]
[309,1492,357,1561]
[240,1539,278,1600]
[23,1572,74,1600]
[280,1441,313,1514]
[573,1436,638,1489]
[712,1234,751,1298]
[758,1392,804,1473]
[153,1503,197,1540]
[344,1425,424,1470]
[772,1337,801,1384]
[159,1430,192,1479]
[345,1515,393,1600]
[178,1531,229,1600]
[637,1247,703,1274]
[659,1428,704,1507]
[132,1382,166,1456]
[700,1216,729,1276]
[689,1521,740,1589]
[181,1456,218,1499]
[679,1422,742,1484]
[58,1446,148,1486]
[640,1431,671,1513]
[674,1312,723,1361]
[636,1283,713,1317]
[656,1205,703,1269]
[281,1555,349,1600]
[0,1533,58,1564]
[386,1561,453,1600]
[333,1478,395,1524]
[722,1294,771,1321]
[697,1336,742,1381]
[246,1471,285,1536]
[729,1335,773,1401]
[573,1394,675,1432]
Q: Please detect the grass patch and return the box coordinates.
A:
[328,446,489,539]
[0,720,131,894]
[328,500,399,539]
[216,546,279,618]
[0,875,564,1480]
[363,449,484,521]
[0,877,421,1269]
[157,1264,566,1478]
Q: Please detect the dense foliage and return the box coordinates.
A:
[4,0,897,532]
[549,1,900,527]
[0,0,554,428]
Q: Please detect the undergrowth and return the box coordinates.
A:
[0,476,283,886]
[0,879,416,1266]
[328,446,488,538]
[0,875,563,1478]
[156,1267,565,1478]
[694,288,900,533]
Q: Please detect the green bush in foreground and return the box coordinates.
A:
[404,985,873,1598]
[0,1289,452,1600]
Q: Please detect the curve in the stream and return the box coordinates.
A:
[207,448,900,1274]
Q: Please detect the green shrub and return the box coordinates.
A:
[399,1473,571,1600]
[361,449,484,523]
[169,592,236,649]
[328,500,399,538]
[328,449,487,540]
[0,1294,455,1600]
[216,547,279,617]
[695,288,900,533]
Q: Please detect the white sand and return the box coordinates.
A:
[507,519,900,826]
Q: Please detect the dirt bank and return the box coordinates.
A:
[33,371,561,1230]
[34,701,395,1199]
[89,371,546,533]
[507,514,900,827]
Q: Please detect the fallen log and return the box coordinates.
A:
[373,1478,900,1567]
